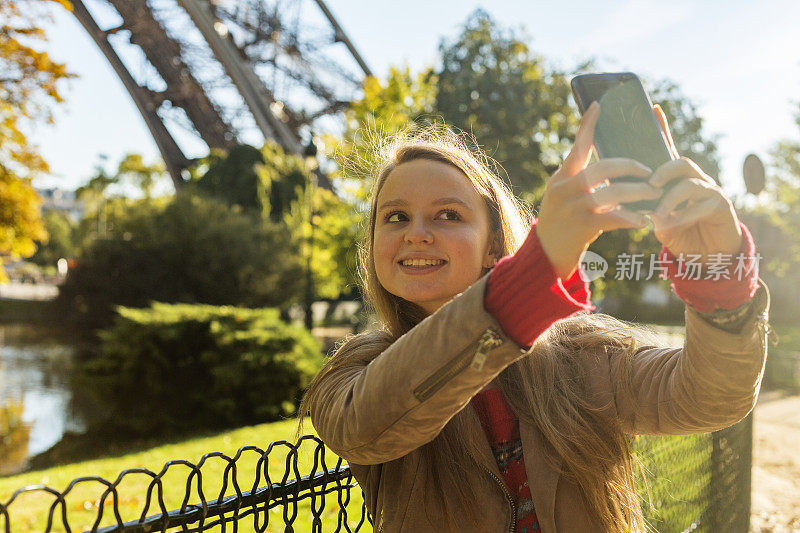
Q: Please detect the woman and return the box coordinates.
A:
[295,102,771,532]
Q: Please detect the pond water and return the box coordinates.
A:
[0,325,85,474]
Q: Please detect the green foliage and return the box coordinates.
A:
[257,141,309,222]
[193,142,310,224]
[55,192,304,332]
[434,9,578,203]
[75,302,324,436]
[759,112,800,279]
[29,208,75,266]
[321,65,439,206]
[115,153,168,199]
[194,144,265,211]
[283,185,362,300]
[191,141,360,300]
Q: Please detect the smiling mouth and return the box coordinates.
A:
[397,260,448,273]
[398,259,447,267]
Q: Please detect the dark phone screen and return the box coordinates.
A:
[571,73,675,211]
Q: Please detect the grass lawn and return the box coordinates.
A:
[0,418,372,533]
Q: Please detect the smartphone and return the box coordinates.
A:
[570,72,675,212]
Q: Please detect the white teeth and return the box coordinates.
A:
[401,259,445,267]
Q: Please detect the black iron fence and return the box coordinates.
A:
[0,436,372,533]
[1,415,754,533]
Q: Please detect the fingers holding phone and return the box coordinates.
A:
[538,107,663,279]
[571,72,676,212]
[566,72,745,265]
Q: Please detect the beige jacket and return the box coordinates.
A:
[310,273,772,532]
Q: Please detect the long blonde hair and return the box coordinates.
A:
[297,124,655,531]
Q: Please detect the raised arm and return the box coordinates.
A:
[605,276,771,435]
[595,212,771,434]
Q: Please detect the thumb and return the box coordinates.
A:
[562,101,600,176]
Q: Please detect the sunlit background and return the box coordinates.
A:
[1,0,799,531]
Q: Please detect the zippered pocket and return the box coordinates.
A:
[413,328,505,402]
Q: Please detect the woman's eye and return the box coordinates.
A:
[383,209,460,223]
[438,209,461,221]
[385,211,406,223]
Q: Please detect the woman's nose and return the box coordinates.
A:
[404,218,433,244]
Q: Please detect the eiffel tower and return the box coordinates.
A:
[69,0,372,190]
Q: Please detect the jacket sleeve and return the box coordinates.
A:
[606,278,772,435]
[310,272,577,465]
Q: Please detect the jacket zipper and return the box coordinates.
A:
[413,328,505,402]
[466,447,517,533]
[470,328,505,372]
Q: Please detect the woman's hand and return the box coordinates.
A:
[647,105,743,263]
[537,101,662,279]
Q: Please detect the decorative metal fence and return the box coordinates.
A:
[1,415,754,533]
[0,436,372,533]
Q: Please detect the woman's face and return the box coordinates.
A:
[373,158,497,315]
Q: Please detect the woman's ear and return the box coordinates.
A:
[483,233,502,269]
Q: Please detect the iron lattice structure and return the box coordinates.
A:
[69,0,372,189]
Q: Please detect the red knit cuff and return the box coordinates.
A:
[659,221,759,313]
[484,220,595,347]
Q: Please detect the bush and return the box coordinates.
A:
[75,302,324,437]
[54,192,304,332]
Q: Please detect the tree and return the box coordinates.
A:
[54,192,304,332]
[194,142,309,222]
[434,9,578,204]
[321,65,439,206]
[194,144,264,211]
[282,185,361,301]
[0,0,75,176]
[74,155,119,250]
[29,208,75,266]
[0,0,75,278]
[759,107,800,278]
[258,141,309,223]
[115,153,168,199]
[0,165,47,280]
[191,140,360,303]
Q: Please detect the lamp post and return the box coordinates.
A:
[303,138,319,331]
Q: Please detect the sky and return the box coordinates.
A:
[29,0,800,203]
